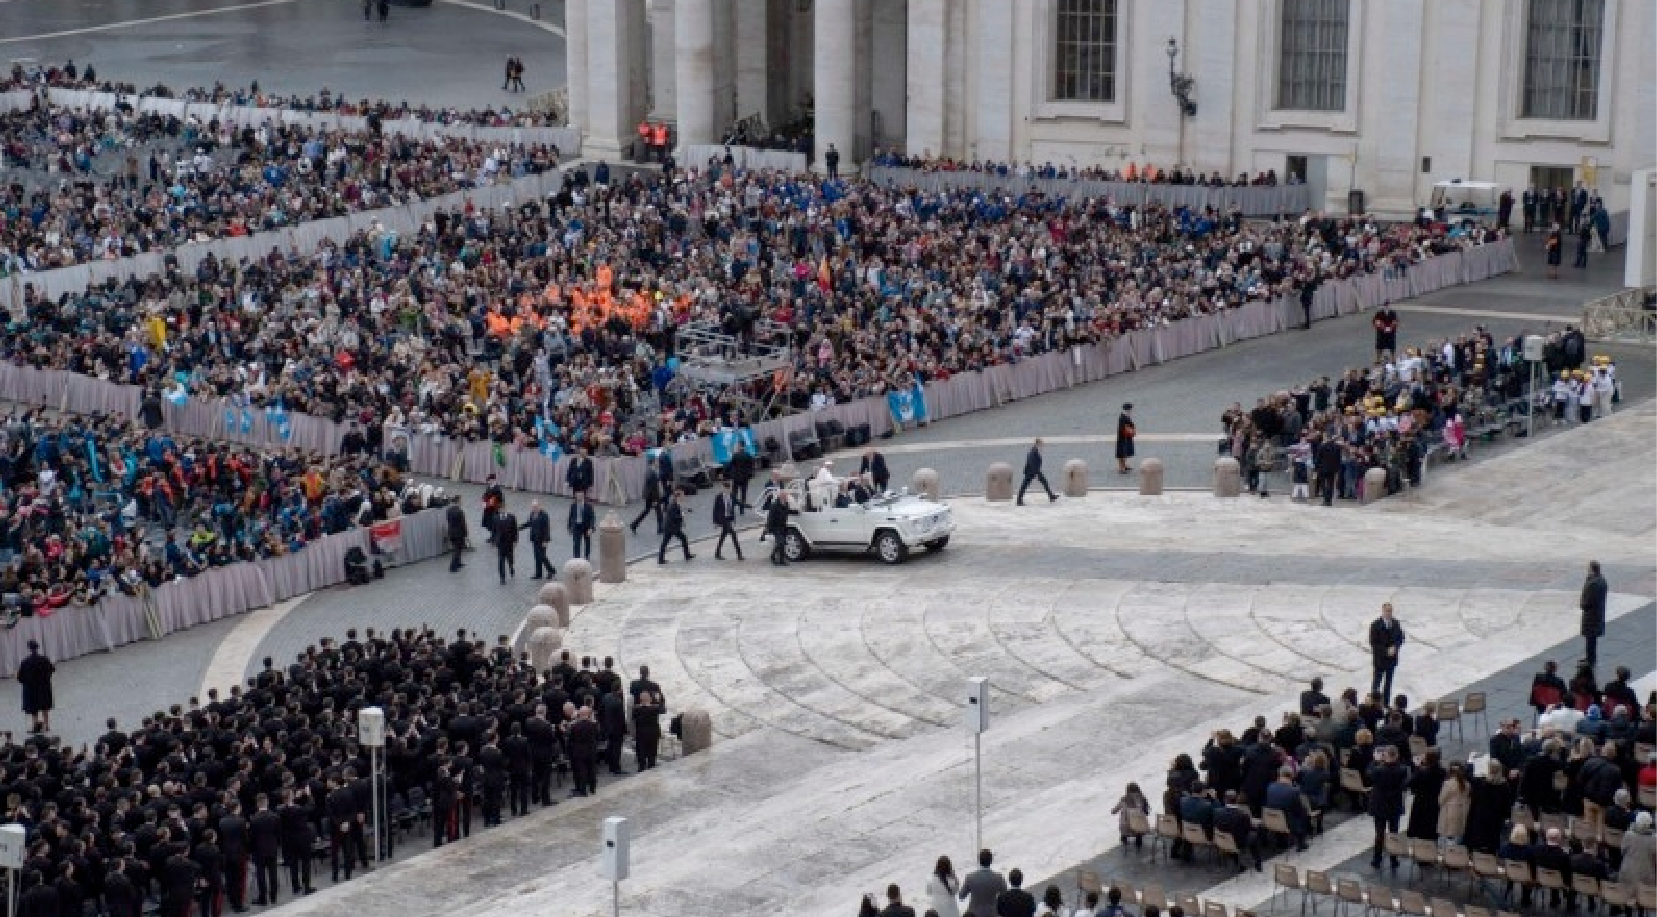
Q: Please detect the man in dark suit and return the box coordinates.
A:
[566,708,600,796]
[218,800,251,913]
[1368,603,1405,701]
[1522,185,1537,233]
[958,849,1007,917]
[859,448,890,494]
[879,884,917,917]
[1016,438,1058,505]
[1314,436,1343,506]
[1213,790,1262,872]
[277,790,315,895]
[1366,745,1410,870]
[727,443,756,512]
[503,722,533,817]
[527,500,554,578]
[325,777,359,882]
[631,464,664,534]
[600,684,628,774]
[1579,560,1607,671]
[248,794,281,907]
[1263,768,1310,851]
[494,507,520,584]
[657,488,693,564]
[995,868,1037,917]
[564,445,595,497]
[628,666,663,705]
[524,707,559,807]
[568,492,596,560]
[445,495,467,572]
[765,484,797,565]
[713,480,743,560]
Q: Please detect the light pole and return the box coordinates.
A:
[602,817,631,917]
[1166,38,1197,169]
[358,707,386,864]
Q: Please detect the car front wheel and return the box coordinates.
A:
[783,528,810,562]
[874,531,908,565]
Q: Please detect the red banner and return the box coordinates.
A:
[369,520,402,555]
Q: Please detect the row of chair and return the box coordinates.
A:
[1272,861,1657,917]
[1075,869,1257,917]
[1140,809,1313,865]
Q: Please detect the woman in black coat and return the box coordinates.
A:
[17,641,55,734]
[1405,749,1445,840]
[631,692,664,771]
[1201,730,1243,798]
[1464,760,1516,852]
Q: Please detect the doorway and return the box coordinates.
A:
[1287,154,1329,212]
[1530,165,1574,224]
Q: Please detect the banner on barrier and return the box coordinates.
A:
[887,381,929,425]
[369,520,403,555]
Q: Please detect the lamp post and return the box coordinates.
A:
[358,707,386,864]
[1166,37,1197,169]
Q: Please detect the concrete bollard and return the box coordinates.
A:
[598,512,626,583]
[524,605,558,643]
[527,626,563,670]
[680,709,714,755]
[912,468,941,501]
[562,559,594,605]
[1361,467,1389,505]
[1139,458,1165,495]
[536,582,570,626]
[1213,457,1241,498]
[1063,459,1089,497]
[985,463,1014,502]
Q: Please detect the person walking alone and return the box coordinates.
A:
[713,480,743,560]
[1579,560,1608,671]
[727,444,756,513]
[446,495,467,572]
[630,465,664,534]
[657,489,693,564]
[568,492,596,561]
[765,483,797,565]
[509,57,526,92]
[1115,403,1136,474]
[1368,603,1405,702]
[1017,438,1059,505]
[503,57,515,91]
[527,500,554,578]
[494,505,520,584]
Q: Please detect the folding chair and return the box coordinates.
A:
[1397,891,1429,917]
[1151,813,1180,862]
[1594,881,1629,915]
[1212,830,1243,874]
[1470,852,1505,905]
[1572,816,1600,848]
[1409,837,1442,884]
[1383,832,1409,870]
[1534,868,1566,909]
[1182,824,1213,864]
[1126,808,1153,850]
[1637,885,1657,916]
[1141,884,1169,915]
[1462,691,1489,736]
[1180,893,1203,917]
[1409,736,1429,761]
[1463,906,1492,917]
[1076,869,1102,908]
[1262,807,1296,851]
[1271,864,1302,915]
[1571,874,1601,913]
[1501,861,1534,909]
[1639,785,1657,810]
[1340,768,1370,811]
[1440,844,1472,892]
[1304,869,1336,915]
[1335,879,1368,917]
[1436,700,1463,742]
[1429,898,1459,917]
[1204,900,1229,917]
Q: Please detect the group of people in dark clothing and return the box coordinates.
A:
[2,626,668,916]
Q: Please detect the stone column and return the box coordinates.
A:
[563,559,595,604]
[536,582,570,627]
[647,0,676,118]
[1063,459,1089,498]
[813,0,856,170]
[1214,458,1241,498]
[984,463,1013,502]
[528,627,563,670]
[585,0,649,160]
[905,0,944,157]
[598,512,627,584]
[735,0,768,126]
[1139,458,1165,496]
[674,0,716,147]
[912,468,940,501]
[1362,468,1389,505]
[681,709,713,754]
[566,0,590,138]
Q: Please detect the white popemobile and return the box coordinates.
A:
[774,476,954,565]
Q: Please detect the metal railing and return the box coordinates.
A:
[1581,286,1657,344]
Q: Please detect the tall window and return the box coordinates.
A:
[1276,0,1349,111]
[1522,0,1604,120]
[1053,0,1118,103]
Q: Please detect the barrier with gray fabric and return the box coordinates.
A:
[680,144,808,174]
[0,240,1518,506]
[0,508,449,674]
[863,166,1313,217]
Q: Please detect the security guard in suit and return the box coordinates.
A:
[713,480,743,560]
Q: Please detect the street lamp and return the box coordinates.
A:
[1167,38,1197,117]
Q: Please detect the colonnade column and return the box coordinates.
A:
[813,0,856,170]
[905,0,944,158]
[674,0,716,147]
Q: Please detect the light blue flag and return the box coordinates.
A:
[910,378,928,423]
[710,428,736,465]
[164,386,188,406]
[240,408,254,434]
[887,388,916,424]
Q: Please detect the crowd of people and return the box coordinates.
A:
[0,98,562,270]
[1216,321,1621,504]
[6,145,1508,468]
[0,407,438,615]
[1,62,563,128]
[867,150,1301,189]
[0,627,668,916]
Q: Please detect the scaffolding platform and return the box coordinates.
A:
[669,319,794,422]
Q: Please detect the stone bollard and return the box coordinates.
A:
[523,606,558,645]
[912,468,941,501]
[1213,457,1241,498]
[598,512,626,584]
[1139,458,1165,496]
[1361,467,1389,505]
[562,559,594,605]
[985,463,1014,502]
[536,582,570,626]
[527,626,563,670]
[680,709,714,755]
[1063,459,1089,497]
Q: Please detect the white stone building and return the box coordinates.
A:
[566,0,1655,218]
